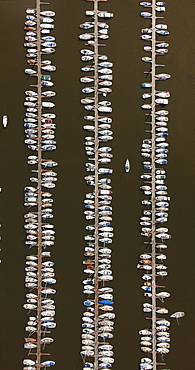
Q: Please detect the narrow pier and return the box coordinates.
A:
[151,1,157,369]
[94,1,99,370]
[36,0,42,369]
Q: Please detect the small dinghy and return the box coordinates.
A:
[125,159,130,173]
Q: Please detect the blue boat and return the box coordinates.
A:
[99,300,114,305]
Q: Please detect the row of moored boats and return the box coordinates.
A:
[138,3,184,369]
[79,5,115,370]
[23,6,57,370]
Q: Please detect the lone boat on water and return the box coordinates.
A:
[125,159,130,173]
[2,115,8,128]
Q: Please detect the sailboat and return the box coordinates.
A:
[125,159,130,173]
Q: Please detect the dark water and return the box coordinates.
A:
[0,0,194,369]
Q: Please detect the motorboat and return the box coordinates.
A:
[42,102,55,108]
[140,12,152,17]
[141,83,152,88]
[99,80,112,86]
[80,22,94,29]
[41,81,54,87]
[99,87,112,95]
[99,68,112,75]
[41,361,55,367]
[141,28,152,34]
[98,117,112,123]
[156,6,166,12]
[98,106,112,113]
[143,46,152,51]
[81,49,95,55]
[41,47,55,53]
[42,36,55,42]
[40,23,54,29]
[155,91,170,98]
[25,68,36,75]
[82,88,94,94]
[156,23,167,30]
[156,48,168,54]
[79,33,94,40]
[42,41,56,47]
[142,57,152,63]
[141,35,152,40]
[140,2,152,6]
[155,73,171,80]
[156,42,169,48]
[170,311,185,319]
[41,65,56,72]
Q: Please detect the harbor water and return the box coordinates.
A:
[0,0,194,369]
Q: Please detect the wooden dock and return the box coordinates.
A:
[93,1,99,369]
[36,0,43,369]
[151,0,157,368]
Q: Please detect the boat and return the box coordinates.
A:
[41,65,56,72]
[141,35,151,40]
[155,98,169,105]
[124,159,130,173]
[170,311,185,319]
[41,361,55,367]
[2,115,8,128]
[141,83,152,88]
[42,102,55,108]
[156,42,169,48]
[155,73,171,80]
[142,57,152,63]
[140,2,152,6]
[156,6,166,12]
[98,12,114,18]
[156,23,167,30]
[140,12,152,17]
[156,48,168,54]
[81,49,95,55]
[99,68,112,75]
[40,23,54,29]
[41,47,55,53]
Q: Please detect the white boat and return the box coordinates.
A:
[140,12,152,17]
[170,311,185,319]
[156,48,168,54]
[41,65,56,72]
[142,57,152,62]
[42,36,55,42]
[143,46,152,51]
[155,98,169,105]
[2,115,8,128]
[156,23,167,30]
[40,23,54,29]
[25,68,36,75]
[140,2,151,6]
[124,159,130,173]
[98,80,112,87]
[98,12,114,18]
[42,102,55,108]
[81,49,95,55]
[156,6,166,12]
[155,73,171,80]
[156,42,169,48]
[98,68,112,74]
[141,35,152,40]
[155,91,170,98]
[141,28,152,34]
[41,81,54,87]
[40,11,55,16]
[98,106,112,113]
[41,47,55,53]
[79,33,94,40]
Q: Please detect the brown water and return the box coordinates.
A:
[0,0,194,369]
